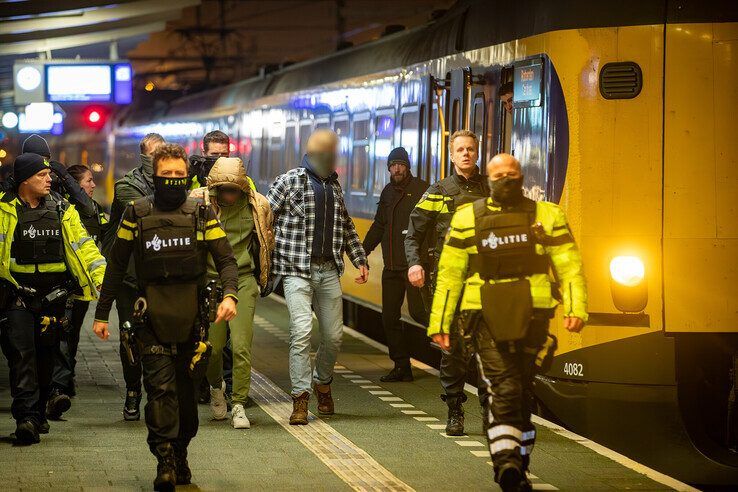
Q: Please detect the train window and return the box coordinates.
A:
[284,124,297,167]
[400,108,419,175]
[471,94,486,158]
[351,116,370,193]
[298,121,312,158]
[334,117,349,188]
[451,99,460,134]
[316,118,330,129]
[373,114,395,195]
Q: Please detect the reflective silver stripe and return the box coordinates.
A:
[520,444,534,456]
[0,233,5,242]
[489,439,520,454]
[488,425,523,441]
[522,430,536,442]
[88,258,106,272]
[78,236,93,246]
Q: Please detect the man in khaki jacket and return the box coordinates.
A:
[192,157,274,428]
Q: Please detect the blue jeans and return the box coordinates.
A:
[283,263,343,396]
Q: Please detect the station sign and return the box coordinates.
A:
[13,60,133,106]
[513,59,543,108]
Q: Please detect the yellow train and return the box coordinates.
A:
[54,0,738,485]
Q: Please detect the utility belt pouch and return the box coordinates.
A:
[479,279,533,343]
[144,282,199,344]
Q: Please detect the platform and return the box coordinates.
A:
[0,296,696,491]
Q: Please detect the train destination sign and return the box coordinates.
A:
[513,60,543,107]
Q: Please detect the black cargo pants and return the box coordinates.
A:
[138,324,201,454]
[474,316,549,480]
[381,269,429,368]
[51,299,89,394]
[0,300,65,426]
[116,284,143,392]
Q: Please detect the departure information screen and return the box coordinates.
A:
[45,63,132,104]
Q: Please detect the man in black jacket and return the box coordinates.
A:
[363,147,429,382]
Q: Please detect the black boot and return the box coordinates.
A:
[46,388,71,420]
[496,463,523,492]
[153,443,177,491]
[443,394,466,436]
[123,390,142,421]
[15,419,40,445]
[380,365,413,382]
[173,442,192,485]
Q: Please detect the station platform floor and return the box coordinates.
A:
[0,296,698,491]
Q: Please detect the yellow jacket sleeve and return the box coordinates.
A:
[427,206,475,336]
[66,205,107,288]
[544,205,588,322]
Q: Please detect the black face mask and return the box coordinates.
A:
[153,176,190,211]
[490,176,524,205]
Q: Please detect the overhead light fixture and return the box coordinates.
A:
[16,66,42,91]
[2,112,18,129]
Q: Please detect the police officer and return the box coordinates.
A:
[427,153,588,491]
[101,132,165,421]
[405,129,489,435]
[0,153,106,444]
[363,147,429,381]
[92,143,238,491]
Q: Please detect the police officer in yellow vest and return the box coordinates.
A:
[427,153,587,492]
[0,153,106,445]
[92,144,238,491]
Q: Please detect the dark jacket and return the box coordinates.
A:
[363,175,428,271]
[405,170,489,272]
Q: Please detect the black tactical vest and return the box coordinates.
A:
[11,197,64,265]
[80,212,102,243]
[468,197,549,280]
[132,197,207,287]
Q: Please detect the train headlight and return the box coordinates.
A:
[609,255,647,313]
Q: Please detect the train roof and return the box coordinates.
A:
[120,0,737,126]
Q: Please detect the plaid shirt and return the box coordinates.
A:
[267,167,366,278]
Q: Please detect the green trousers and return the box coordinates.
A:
[206,275,259,405]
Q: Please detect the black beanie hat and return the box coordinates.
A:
[387,147,410,169]
[22,134,51,159]
[13,153,49,186]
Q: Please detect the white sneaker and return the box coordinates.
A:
[210,381,227,420]
[232,403,251,429]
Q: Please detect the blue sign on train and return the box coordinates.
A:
[513,61,543,107]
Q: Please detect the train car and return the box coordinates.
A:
[54,0,738,485]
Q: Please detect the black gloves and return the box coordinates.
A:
[48,160,69,177]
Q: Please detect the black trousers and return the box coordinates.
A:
[475,317,549,479]
[440,330,484,400]
[116,284,142,392]
[381,269,429,368]
[139,325,201,454]
[51,300,89,393]
[0,300,65,426]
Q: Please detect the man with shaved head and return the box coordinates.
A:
[427,153,588,491]
[268,128,368,425]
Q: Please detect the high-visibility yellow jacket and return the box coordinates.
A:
[427,198,588,336]
[0,191,106,301]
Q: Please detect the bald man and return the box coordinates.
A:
[267,129,368,425]
[427,153,588,491]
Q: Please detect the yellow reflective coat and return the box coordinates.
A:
[427,198,588,336]
[0,192,106,301]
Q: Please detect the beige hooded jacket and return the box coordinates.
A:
[191,157,274,288]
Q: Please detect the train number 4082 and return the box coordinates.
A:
[563,362,584,377]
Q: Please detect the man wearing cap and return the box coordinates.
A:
[363,147,429,382]
[0,153,106,444]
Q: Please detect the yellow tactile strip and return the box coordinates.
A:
[251,369,415,492]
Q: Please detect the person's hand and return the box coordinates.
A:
[564,316,584,333]
[408,265,425,287]
[431,333,450,351]
[92,321,109,340]
[355,264,369,284]
[48,160,68,176]
[215,297,237,323]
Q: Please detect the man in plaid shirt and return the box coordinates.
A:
[267,129,369,425]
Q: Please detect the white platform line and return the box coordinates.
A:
[413,417,439,422]
[456,441,485,447]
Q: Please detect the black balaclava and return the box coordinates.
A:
[489,176,524,205]
[153,176,190,211]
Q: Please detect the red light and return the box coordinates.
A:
[88,111,101,123]
[82,106,107,130]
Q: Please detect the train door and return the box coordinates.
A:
[420,74,447,183]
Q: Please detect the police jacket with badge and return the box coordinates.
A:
[405,170,489,271]
[363,175,428,271]
[0,189,107,303]
[94,190,239,343]
[427,194,588,340]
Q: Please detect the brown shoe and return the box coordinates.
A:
[289,392,309,425]
[313,383,334,415]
